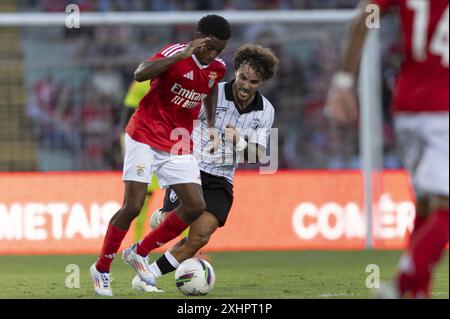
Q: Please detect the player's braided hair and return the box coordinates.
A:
[197,15,231,41]
[233,44,279,81]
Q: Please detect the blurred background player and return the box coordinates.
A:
[326,0,449,298]
[120,80,160,241]
[132,43,279,291]
[90,14,231,296]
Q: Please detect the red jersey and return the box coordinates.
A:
[373,0,449,113]
[126,43,226,154]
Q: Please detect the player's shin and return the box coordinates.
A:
[150,251,181,277]
[136,211,189,257]
[410,214,427,243]
[96,223,129,273]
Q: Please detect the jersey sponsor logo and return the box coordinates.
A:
[216,107,228,113]
[171,83,208,109]
[183,71,194,80]
[208,72,218,88]
[216,106,228,120]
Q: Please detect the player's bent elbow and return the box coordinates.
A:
[134,70,146,82]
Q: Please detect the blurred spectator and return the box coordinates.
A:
[80,88,117,170]
[91,63,125,104]
[41,0,70,12]
[220,0,239,11]
[27,76,56,141]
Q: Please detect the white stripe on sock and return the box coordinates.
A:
[165,251,180,268]
[149,262,162,278]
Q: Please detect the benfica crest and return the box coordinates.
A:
[208,72,218,88]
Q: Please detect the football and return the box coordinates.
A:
[175,258,215,296]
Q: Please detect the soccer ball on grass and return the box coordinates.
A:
[175,258,215,296]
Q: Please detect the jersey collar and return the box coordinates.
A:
[225,80,264,115]
[191,54,209,69]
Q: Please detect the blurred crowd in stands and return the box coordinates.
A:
[21,0,360,12]
[20,0,402,171]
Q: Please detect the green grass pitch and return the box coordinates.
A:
[0,251,447,299]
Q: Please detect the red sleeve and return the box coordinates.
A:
[147,43,186,62]
[371,0,397,11]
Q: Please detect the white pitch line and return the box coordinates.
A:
[318,292,355,298]
[317,292,448,298]
[431,292,448,296]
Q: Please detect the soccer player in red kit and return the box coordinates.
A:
[327,0,448,298]
[90,15,231,296]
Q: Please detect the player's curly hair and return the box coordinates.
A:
[197,15,231,41]
[233,44,279,81]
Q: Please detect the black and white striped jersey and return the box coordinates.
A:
[192,81,275,184]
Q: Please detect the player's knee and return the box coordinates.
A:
[123,200,144,219]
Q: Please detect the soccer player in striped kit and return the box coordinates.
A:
[90,15,231,296]
[132,44,279,291]
[327,0,448,298]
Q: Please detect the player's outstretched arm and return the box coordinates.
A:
[134,38,211,82]
[204,84,218,128]
[203,84,220,153]
[326,0,380,126]
[341,0,374,75]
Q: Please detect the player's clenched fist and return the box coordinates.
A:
[225,125,239,144]
[325,87,358,126]
[325,72,358,126]
[225,125,247,151]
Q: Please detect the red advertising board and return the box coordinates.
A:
[0,170,415,254]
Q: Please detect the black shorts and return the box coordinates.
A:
[162,171,234,227]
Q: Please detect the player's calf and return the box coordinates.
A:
[185,232,211,254]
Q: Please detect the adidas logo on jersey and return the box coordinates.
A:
[183,71,194,80]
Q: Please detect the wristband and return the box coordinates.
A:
[235,136,248,152]
[332,71,355,90]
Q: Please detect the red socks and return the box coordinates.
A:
[409,214,427,243]
[95,213,189,271]
[95,223,128,273]
[397,209,449,298]
[136,211,188,257]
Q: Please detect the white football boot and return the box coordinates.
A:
[90,263,113,296]
[373,281,401,299]
[132,275,164,293]
[122,244,156,285]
